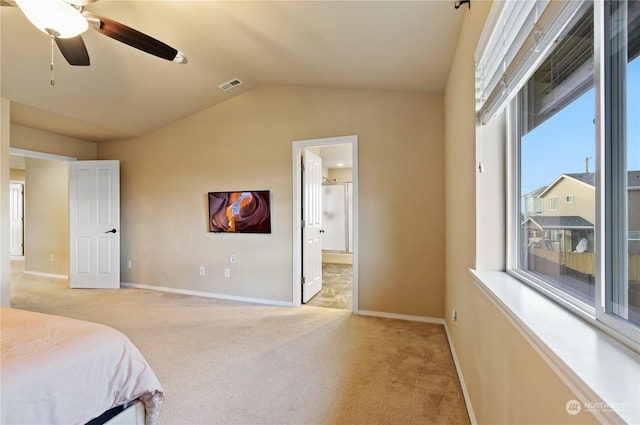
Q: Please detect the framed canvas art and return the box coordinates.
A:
[208,191,271,233]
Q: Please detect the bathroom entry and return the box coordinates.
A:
[313,177,354,310]
[322,181,353,254]
[292,135,358,312]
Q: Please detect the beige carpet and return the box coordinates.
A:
[9,262,470,425]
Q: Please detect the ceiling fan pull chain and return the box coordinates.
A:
[50,35,55,86]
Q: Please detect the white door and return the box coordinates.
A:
[9,183,24,256]
[302,149,323,303]
[69,160,120,289]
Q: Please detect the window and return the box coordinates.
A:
[599,0,640,331]
[518,5,597,308]
[514,0,639,340]
[476,0,640,347]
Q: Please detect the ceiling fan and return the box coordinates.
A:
[2,0,186,66]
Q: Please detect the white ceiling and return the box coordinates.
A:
[1,0,466,143]
[318,143,352,169]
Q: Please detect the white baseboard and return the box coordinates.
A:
[444,322,478,425]
[121,282,294,307]
[357,309,445,324]
[24,270,68,279]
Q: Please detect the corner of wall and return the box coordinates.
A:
[1,98,11,307]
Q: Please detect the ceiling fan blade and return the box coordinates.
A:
[83,11,186,63]
[55,35,90,66]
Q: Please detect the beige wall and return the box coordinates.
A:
[24,158,69,276]
[444,3,598,424]
[10,124,98,159]
[10,168,24,181]
[1,98,10,306]
[99,85,445,316]
[328,167,352,182]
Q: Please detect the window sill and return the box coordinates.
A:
[470,269,639,424]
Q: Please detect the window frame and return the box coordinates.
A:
[504,0,640,351]
[507,94,597,320]
[593,0,639,343]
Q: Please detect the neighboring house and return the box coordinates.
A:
[524,171,640,254]
[630,171,640,255]
[523,215,593,253]
[523,185,546,219]
[539,172,595,224]
[528,172,596,252]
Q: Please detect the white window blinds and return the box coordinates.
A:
[475,0,591,125]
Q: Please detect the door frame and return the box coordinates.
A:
[292,135,359,311]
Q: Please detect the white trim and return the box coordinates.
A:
[471,269,639,425]
[474,0,505,63]
[121,282,294,307]
[444,323,478,425]
[9,147,76,162]
[292,135,359,311]
[23,270,67,279]
[357,310,444,325]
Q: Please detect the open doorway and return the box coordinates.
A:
[292,135,358,312]
[8,148,75,279]
[9,182,24,258]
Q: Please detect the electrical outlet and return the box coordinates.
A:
[127,260,132,269]
[229,255,236,264]
[451,308,458,322]
[224,268,230,278]
[199,266,205,276]
[50,254,55,262]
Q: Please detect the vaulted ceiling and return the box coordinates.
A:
[1,0,466,142]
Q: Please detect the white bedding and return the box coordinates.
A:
[0,307,164,425]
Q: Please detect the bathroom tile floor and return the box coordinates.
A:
[306,263,353,310]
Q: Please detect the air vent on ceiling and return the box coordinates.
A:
[218,78,243,92]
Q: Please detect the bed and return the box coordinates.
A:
[0,307,164,425]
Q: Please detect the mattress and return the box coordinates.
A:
[0,307,164,425]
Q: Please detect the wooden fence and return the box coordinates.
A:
[531,247,640,282]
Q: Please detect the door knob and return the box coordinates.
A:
[104,229,117,234]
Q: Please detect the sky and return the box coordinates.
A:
[520,57,640,194]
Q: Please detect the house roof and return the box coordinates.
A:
[524,185,547,198]
[538,171,640,198]
[537,173,595,198]
[523,215,594,230]
[564,172,595,186]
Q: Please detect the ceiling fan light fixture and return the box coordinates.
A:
[16,0,88,38]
